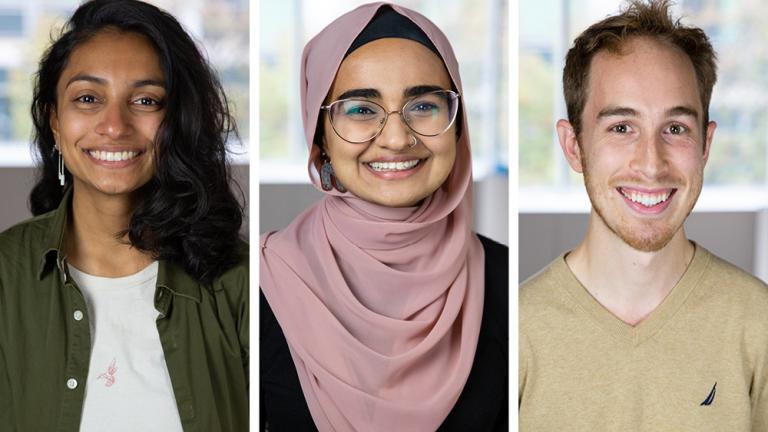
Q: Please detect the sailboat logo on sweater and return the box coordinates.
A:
[700,382,717,406]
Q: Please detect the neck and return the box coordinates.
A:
[566,209,694,326]
[65,185,153,277]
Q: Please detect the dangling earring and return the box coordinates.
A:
[320,152,346,193]
[55,145,65,186]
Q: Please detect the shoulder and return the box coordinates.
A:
[697,248,768,314]
[519,255,565,309]
[475,234,508,348]
[0,212,55,257]
[477,233,508,299]
[477,234,508,304]
[694,248,768,365]
[0,212,57,281]
[477,234,508,262]
[210,239,249,302]
[703,250,767,291]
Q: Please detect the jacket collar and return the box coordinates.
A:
[38,187,71,280]
[156,259,202,303]
[36,188,202,303]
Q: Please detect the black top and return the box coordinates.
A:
[260,235,508,431]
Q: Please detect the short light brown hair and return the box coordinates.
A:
[563,0,717,136]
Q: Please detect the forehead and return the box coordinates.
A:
[330,38,452,98]
[585,37,701,114]
[59,29,163,87]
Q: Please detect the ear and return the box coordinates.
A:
[702,120,716,166]
[556,119,583,173]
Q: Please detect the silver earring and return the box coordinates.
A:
[409,135,418,148]
[55,146,65,186]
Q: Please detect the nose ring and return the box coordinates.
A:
[409,135,418,148]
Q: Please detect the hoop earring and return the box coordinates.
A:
[55,146,65,186]
[320,153,346,193]
[409,135,418,148]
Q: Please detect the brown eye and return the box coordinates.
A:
[131,96,164,111]
[135,97,159,106]
[75,95,97,104]
[611,124,630,134]
[668,124,686,135]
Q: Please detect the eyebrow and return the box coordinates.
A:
[65,74,166,89]
[596,105,700,122]
[404,85,445,98]
[665,105,699,120]
[336,84,447,101]
[337,88,380,100]
[596,106,638,119]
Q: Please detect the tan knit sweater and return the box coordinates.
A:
[520,245,768,431]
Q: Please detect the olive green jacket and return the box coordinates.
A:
[0,191,249,431]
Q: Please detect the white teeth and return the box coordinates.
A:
[368,160,420,172]
[88,150,139,162]
[621,188,671,207]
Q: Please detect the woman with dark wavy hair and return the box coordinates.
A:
[0,0,248,431]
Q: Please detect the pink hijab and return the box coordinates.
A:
[259,3,485,431]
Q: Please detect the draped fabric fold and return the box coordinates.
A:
[260,3,485,431]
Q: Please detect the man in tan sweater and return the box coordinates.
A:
[519,1,768,430]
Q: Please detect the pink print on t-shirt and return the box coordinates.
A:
[97,358,118,387]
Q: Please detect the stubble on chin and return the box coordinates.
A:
[581,160,703,253]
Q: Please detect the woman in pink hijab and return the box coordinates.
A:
[260,3,508,431]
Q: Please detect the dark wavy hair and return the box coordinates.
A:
[30,0,244,284]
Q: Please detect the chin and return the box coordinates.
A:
[616,228,677,252]
[364,194,420,208]
[88,179,148,196]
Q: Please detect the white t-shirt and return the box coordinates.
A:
[68,262,184,432]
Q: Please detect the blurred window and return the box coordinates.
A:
[0,11,23,36]
[520,0,768,211]
[0,0,248,167]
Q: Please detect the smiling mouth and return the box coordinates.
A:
[85,150,143,162]
[366,159,422,172]
[618,187,676,208]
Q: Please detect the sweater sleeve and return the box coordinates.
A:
[749,292,768,430]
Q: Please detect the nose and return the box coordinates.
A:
[629,132,669,179]
[373,110,413,151]
[94,102,133,140]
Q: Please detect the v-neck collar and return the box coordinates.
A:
[554,243,712,346]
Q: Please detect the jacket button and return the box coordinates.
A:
[73,310,84,321]
[66,378,78,389]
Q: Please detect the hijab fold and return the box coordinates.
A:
[260,3,485,431]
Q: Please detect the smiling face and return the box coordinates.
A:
[51,29,166,198]
[558,37,716,251]
[322,37,457,207]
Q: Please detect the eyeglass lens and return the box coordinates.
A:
[328,90,458,143]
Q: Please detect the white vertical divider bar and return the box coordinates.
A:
[754,208,768,283]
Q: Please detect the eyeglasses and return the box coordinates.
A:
[320,89,460,144]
